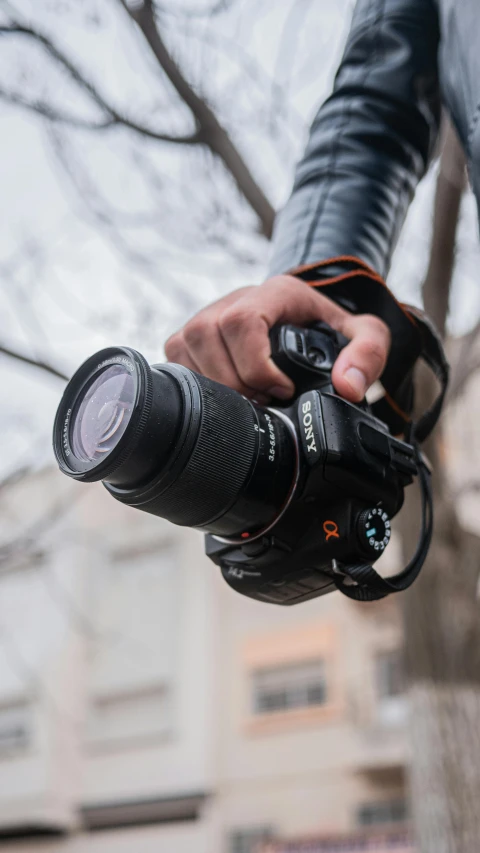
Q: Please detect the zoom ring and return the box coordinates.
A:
[138,373,258,528]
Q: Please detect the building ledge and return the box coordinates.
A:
[81,791,210,831]
[0,825,67,841]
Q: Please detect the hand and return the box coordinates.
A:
[165,275,391,404]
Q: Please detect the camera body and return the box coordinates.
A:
[206,323,417,605]
[53,314,435,605]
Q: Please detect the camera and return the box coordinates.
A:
[52,322,433,605]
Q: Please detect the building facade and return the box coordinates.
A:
[0,467,412,852]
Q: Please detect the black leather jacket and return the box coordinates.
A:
[270,0,478,279]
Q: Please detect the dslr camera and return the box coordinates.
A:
[53,321,435,604]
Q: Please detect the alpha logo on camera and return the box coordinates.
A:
[323,520,340,541]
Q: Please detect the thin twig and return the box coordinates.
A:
[0,24,202,144]
[118,0,275,236]
[0,344,68,381]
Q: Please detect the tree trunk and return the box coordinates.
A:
[409,684,480,852]
[401,119,480,852]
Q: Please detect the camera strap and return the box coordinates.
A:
[290,256,449,443]
[332,448,433,601]
[290,257,447,600]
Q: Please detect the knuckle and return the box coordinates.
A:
[183,316,209,349]
[266,273,301,289]
[268,275,301,299]
[165,332,183,361]
[357,336,388,369]
[219,304,251,335]
[363,314,391,345]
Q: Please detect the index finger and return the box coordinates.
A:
[217,276,353,397]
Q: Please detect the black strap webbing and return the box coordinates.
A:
[290,256,449,443]
[289,257,446,601]
[332,450,433,601]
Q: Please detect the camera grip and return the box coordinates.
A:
[268,323,348,399]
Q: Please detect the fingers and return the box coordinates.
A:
[214,276,350,399]
[166,318,259,400]
[217,305,294,399]
[165,288,270,402]
[165,275,391,404]
[214,276,338,398]
[164,331,202,374]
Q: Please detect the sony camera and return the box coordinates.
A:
[53,323,432,605]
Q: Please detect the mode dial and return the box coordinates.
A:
[357,507,391,555]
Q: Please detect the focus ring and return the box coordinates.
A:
[137,373,258,527]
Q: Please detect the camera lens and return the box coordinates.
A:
[53,347,298,539]
[70,365,135,462]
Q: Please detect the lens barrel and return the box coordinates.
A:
[53,347,297,538]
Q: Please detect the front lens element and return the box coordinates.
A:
[70,365,135,462]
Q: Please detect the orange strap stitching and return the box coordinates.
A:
[304,269,383,288]
[382,391,411,423]
[289,256,383,278]
[289,258,417,426]
[289,259,417,329]
[303,274,415,422]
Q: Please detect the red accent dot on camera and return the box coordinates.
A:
[241,532,250,539]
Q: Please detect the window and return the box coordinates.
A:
[0,701,31,756]
[252,660,327,715]
[375,650,407,726]
[88,548,178,745]
[376,651,405,699]
[357,799,408,827]
[230,827,274,853]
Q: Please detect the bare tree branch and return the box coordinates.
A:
[0,89,117,130]
[0,466,32,495]
[154,0,238,18]
[0,24,202,144]
[0,23,115,110]
[0,0,277,386]
[118,0,275,237]
[0,343,68,381]
[446,320,480,405]
[422,119,466,338]
[0,88,202,143]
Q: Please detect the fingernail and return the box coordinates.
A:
[268,385,293,400]
[344,367,367,398]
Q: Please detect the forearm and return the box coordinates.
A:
[270,0,441,279]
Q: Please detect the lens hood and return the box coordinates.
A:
[52,346,153,483]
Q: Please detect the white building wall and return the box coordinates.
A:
[0,465,413,853]
[0,468,218,839]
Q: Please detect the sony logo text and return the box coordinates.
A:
[302,400,317,453]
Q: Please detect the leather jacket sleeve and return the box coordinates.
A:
[269,0,441,279]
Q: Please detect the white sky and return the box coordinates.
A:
[1,0,480,478]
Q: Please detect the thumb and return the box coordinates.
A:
[331,314,391,402]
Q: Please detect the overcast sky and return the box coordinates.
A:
[1,0,480,478]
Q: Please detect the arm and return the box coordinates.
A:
[166,0,440,401]
[270,0,441,278]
